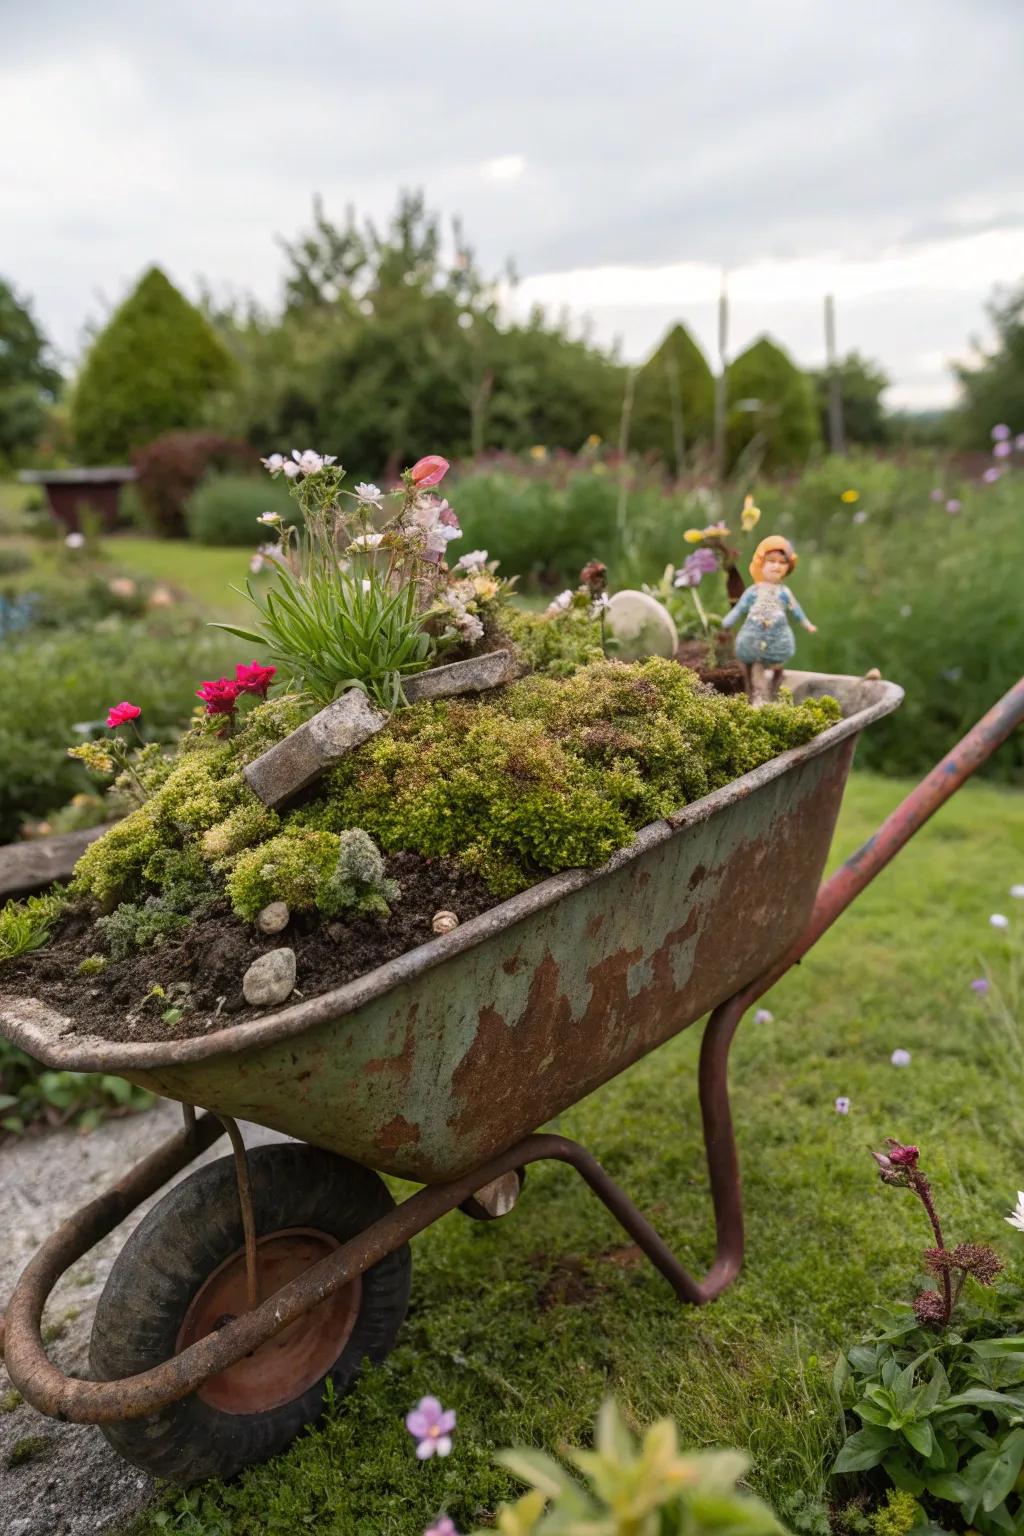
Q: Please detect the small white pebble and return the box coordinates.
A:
[890,1048,911,1067]
[754,1008,774,1025]
[990,913,1010,929]
[432,910,460,935]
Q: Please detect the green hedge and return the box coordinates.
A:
[185,471,294,546]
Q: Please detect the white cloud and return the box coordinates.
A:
[481,154,526,183]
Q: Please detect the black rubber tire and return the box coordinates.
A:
[89,1143,411,1485]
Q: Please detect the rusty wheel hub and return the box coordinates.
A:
[176,1227,361,1414]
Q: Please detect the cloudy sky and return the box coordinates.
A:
[3,0,1022,408]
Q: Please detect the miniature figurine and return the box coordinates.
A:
[720,534,816,706]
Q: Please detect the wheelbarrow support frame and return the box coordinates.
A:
[3,676,1023,1426]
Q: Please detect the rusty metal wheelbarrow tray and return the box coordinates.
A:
[0,670,901,1184]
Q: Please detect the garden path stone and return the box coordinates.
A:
[242,947,296,1006]
[243,650,515,810]
[0,1101,287,1535]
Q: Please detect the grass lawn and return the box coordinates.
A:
[103,536,256,619]
[130,772,1024,1536]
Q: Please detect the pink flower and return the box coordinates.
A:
[993,440,1012,459]
[410,456,450,488]
[235,660,277,699]
[929,488,944,503]
[888,1142,920,1168]
[424,1520,460,1536]
[196,677,243,716]
[971,977,991,995]
[983,466,1002,484]
[991,423,1011,442]
[406,1395,456,1459]
[945,498,961,514]
[436,499,459,527]
[106,701,142,729]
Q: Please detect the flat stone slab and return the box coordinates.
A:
[243,651,514,810]
[0,826,107,901]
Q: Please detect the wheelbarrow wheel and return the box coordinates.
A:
[89,1142,411,1485]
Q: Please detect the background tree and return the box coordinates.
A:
[810,351,890,446]
[726,335,820,470]
[0,277,62,463]
[71,268,233,463]
[630,322,715,471]
[953,280,1024,445]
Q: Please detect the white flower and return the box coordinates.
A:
[260,453,286,475]
[411,495,438,529]
[673,570,696,588]
[457,611,485,643]
[1011,884,1024,900]
[425,524,462,555]
[64,531,86,549]
[852,509,868,525]
[990,913,1010,929]
[354,482,383,507]
[350,533,384,551]
[834,1096,850,1115]
[1006,1192,1024,1232]
[890,1048,911,1067]
[282,460,301,479]
[291,449,337,476]
[547,589,574,615]
[361,578,372,593]
[590,593,611,618]
[899,604,912,618]
[257,511,281,525]
[455,549,489,572]
[754,1008,773,1025]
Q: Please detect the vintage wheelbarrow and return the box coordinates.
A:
[1,669,1022,1485]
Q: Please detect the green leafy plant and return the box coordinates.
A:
[0,1034,151,1135]
[0,888,65,965]
[475,1397,787,1535]
[319,828,399,919]
[832,1142,1024,1533]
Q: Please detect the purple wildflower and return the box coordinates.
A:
[991,423,1011,442]
[983,466,1002,484]
[424,1520,460,1536]
[835,1096,851,1115]
[890,1048,912,1067]
[674,548,719,588]
[754,1008,774,1025]
[971,977,991,995]
[945,498,961,514]
[406,1396,456,1459]
[993,440,1012,459]
[929,488,944,503]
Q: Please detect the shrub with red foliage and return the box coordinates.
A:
[133,431,256,537]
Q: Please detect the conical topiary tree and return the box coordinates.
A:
[631,322,715,470]
[725,335,820,470]
[71,267,233,463]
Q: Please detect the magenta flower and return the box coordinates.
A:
[406,1396,456,1459]
[991,423,1011,441]
[106,701,141,729]
[983,466,1002,484]
[993,440,1012,459]
[945,498,961,514]
[196,677,242,717]
[410,456,450,488]
[971,977,991,995]
[929,488,944,503]
[235,660,277,699]
[424,1520,460,1536]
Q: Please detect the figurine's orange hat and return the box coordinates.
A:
[750,535,798,582]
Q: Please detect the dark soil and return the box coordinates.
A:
[675,637,746,694]
[5,853,498,1045]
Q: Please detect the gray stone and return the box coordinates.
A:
[256,900,290,935]
[243,689,386,809]
[607,590,678,661]
[242,947,296,1007]
[0,826,108,901]
[403,648,515,703]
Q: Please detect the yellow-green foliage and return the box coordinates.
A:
[69,656,840,927]
[0,889,66,966]
[869,1489,920,1536]
[323,659,840,895]
[226,830,340,921]
[504,605,605,678]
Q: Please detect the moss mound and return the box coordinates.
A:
[68,660,840,947]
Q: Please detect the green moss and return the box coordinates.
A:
[5,1434,49,1468]
[0,887,66,966]
[868,1489,919,1536]
[504,605,606,678]
[226,829,340,921]
[319,829,400,919]
[70,802,165,908]
[77,953,108,976]
[326,659,840,895]
[202,799,281,862]
[96,899,189,961]
[0,1388,23,1413]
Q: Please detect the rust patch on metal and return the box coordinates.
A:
[688,863,707,890]
[502,951,525,975]
[377,1114,421,1153]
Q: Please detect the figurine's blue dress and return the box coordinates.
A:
[721,583,807,666]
